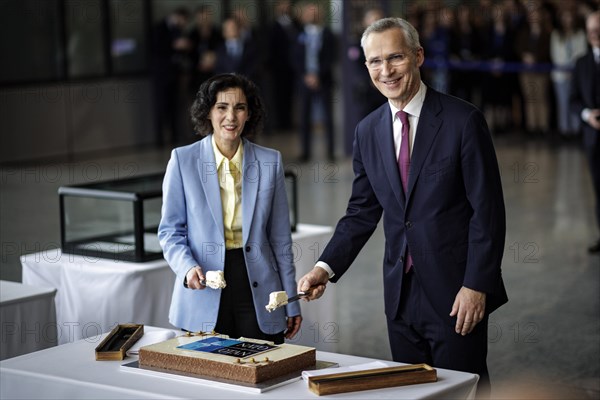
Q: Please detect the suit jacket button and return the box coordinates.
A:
[245,246,251,252]
[252,282,258,288]
[405,221,412,229]
[400,256,405,263]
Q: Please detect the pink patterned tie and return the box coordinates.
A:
[397,111,413,273]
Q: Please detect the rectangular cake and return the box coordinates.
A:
[138,334,316,384]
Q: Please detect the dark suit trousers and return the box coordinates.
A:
[586,145,600,232]
[214,249,284,344]
[299,84,334,159]
[387,270,490,398]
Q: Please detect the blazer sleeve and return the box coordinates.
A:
[158,150,199,278]
[460,109,506,293]
[319,125,384,281]
[268,152,301,317]
[569,56,588,117]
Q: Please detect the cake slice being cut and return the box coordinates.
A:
[138,333,316,384]
[265,291,288,312]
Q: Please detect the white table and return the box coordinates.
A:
[20,224,334,347]
[0,326,478,399]
[21,250,175,344]
[0,280,58,360]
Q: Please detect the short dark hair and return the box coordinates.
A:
[172,7,190,19]
[190,73,265,139]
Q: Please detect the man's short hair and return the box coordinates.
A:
[360,17,421,52]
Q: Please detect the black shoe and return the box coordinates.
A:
[588,240,600,254]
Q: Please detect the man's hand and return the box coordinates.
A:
[449,286,486,336]
[304,73,320,90]
[185,266,206,290]
[285,315,302,339]
[297,267,329,301]
[586,109,600,130]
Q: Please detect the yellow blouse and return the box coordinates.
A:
[212,136,243,249]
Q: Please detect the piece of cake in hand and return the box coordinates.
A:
[265,291,288,312]
[205,270,226,289]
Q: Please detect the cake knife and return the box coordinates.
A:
[276,286,319,308]
[286,291,310,304]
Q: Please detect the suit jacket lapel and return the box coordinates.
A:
[197,136,224,239]
[407,89,442,199]
[242,139,259,245]
[374,106,405,206]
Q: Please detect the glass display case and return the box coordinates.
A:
[59,170,299,261]
[59,174,164,262]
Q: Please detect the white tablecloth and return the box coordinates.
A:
[0,326,478,399]
[19,224,334,347]
[21,250,175,344]
[0,280,58,360]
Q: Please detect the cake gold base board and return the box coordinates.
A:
[121,360,337,394]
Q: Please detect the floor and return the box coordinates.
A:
[1,130,598,399]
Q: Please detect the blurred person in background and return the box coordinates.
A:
[266,0,301,132]
[293,0,337,162]
[347,7,387,121]
[214,17,258,81]
[151,7,192,146]
[550,7,587,138]
[188,5,223,95]
[481,2,519,134]
[515,4,552,136]
[449,3,483,106]
[571,10,600,254]
[231,6,255,43]
[420,7,451,94]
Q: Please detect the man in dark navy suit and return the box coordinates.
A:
[298,18,507,398]
[571,11,600,254]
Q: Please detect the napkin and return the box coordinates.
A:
[127,330,177,356]
[302,361,393,385]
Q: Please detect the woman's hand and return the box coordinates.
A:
[285,315,302,339]
[185,266,206,290]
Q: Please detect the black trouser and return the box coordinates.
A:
[299,85,334,160]
[587,146,600,234]
[387,270,490,399]
[214,249,284,344]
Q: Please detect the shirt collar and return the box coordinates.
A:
[389,81,427,120]
[212,135,244,169]
[305,24,322,35]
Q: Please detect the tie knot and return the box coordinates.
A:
[397,110,409,125]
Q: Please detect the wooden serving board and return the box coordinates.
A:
[307,363,437,396]
[95,324,144,361]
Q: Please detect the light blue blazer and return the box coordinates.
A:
[158,135,300,334]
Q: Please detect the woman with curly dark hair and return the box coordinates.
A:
[190,73,264,140]
[159,73,302,344]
